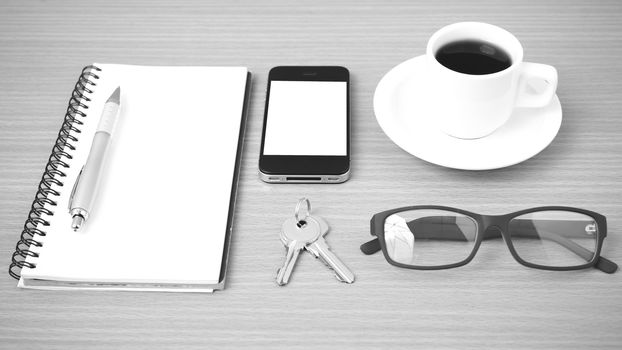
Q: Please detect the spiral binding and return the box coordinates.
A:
[9,65,101,280]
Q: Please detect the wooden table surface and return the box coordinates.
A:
[1,0,621,349]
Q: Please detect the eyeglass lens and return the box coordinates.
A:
[383,209,477,266]
[508,211,598,267]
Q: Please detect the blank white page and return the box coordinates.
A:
[21,64,248,287]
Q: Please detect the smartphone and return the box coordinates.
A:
[259,66,350,183]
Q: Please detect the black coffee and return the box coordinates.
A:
[435,40,512,75]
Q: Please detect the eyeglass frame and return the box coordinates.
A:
[360,206,617,273]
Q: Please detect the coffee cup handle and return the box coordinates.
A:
[515,62,558,108]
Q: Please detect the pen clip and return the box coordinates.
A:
[68,166,84,212]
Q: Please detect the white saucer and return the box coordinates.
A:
[374,55,562,170]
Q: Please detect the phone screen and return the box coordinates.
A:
[263,80,347,156]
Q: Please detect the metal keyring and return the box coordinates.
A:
[294,197,311,223]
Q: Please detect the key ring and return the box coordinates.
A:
[294,198,311,223]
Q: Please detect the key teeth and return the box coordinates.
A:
[318,255,329,267]
[335,273,345,282]
[276,268,288,286]
[335,273,355,284]
[313,252,352,283]
[311,250,331,269]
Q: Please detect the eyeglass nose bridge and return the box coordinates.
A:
[479,216,511,243]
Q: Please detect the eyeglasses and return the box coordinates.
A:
[360,206,617,273]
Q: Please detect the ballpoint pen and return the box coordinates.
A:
[68,87,121,231]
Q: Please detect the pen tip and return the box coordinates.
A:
[108,86,121,104]
[71,216,84,231]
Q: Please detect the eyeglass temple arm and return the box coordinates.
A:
[360,217,617,273]
[360,238,382,255]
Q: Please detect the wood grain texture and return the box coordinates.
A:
[1,0,621,349]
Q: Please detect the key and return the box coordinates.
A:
[305,215,355,284]
[276,216,321,286]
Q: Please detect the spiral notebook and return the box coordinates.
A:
[9,64,251,292]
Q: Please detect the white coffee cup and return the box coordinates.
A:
[425,22,558,139]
